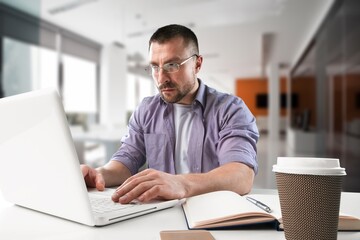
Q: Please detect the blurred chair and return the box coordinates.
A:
[69,125,85,164]
[83,124,107,167]
[70,124,106,167]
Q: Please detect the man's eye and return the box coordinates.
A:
[166,63,178,68]
[151,65,159,70]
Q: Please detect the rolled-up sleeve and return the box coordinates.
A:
[111,103,147,175]
[216,97,259,174]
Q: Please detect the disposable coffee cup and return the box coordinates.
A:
[273,157,346,240]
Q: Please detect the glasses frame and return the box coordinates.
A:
[146,54,198,75]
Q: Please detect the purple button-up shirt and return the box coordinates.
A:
[112,79,259,175]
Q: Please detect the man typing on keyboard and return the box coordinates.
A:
[81,24,259,204]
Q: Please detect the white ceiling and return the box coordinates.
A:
[40,0,334,92]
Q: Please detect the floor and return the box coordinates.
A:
[253,133,289,189]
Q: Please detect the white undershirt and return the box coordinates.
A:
[173,103,194,174]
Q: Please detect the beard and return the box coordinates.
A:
[158,78,196,104]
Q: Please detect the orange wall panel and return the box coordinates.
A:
[235,77,288,117]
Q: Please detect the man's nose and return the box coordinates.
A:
[156,69,170,85]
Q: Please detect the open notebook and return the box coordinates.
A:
[182,190,360,231]
[0,88,180,226]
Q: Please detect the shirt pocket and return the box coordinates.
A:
[144,133,166,170]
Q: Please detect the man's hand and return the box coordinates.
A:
[81,164,105,191]
[111,169,187,204]
[110,162,254,204]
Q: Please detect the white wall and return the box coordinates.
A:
[198,72,235,94]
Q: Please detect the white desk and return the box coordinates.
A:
[1,190,359,240]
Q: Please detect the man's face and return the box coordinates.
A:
[149,37,202,105]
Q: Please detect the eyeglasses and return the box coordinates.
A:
[145,54,198,75]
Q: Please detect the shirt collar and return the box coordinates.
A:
[193,78,206,109]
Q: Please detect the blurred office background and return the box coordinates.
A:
[0,0,359,191]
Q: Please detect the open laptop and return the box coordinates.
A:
[0,88,180,226]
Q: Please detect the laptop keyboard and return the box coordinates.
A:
[90,196,136,214]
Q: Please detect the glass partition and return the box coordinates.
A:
[290,44,316,132]
[290,0,360,192]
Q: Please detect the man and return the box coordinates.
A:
[81,24,259,204]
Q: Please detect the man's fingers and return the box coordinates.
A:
[113,180,156,204]
[80,164,89,177]
[95,172,105,191]
[137,185,161,202]
[81,164,105,190]
[119,169,150,188]
[111,169,179,204]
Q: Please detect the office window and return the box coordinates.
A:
[126,73,156,111]
[126,74,136,111]
[0,4,101,125]
[62,54,97,113]
[139,76,155,101]
[2,37,58,96]
[31,43,58,90]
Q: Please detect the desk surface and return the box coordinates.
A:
[1,190,359,240]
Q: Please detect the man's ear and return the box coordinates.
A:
[195,55,203,73]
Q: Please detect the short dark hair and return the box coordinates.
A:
[149,24,199,54]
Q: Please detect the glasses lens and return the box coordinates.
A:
[147,58,190,75]
[145,65,158,75]
[163,63,180,73]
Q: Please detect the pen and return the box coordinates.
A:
[246,196,272,213]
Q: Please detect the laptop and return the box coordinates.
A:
[0,88,180,226]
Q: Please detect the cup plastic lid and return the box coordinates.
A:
[272,157,346,176]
